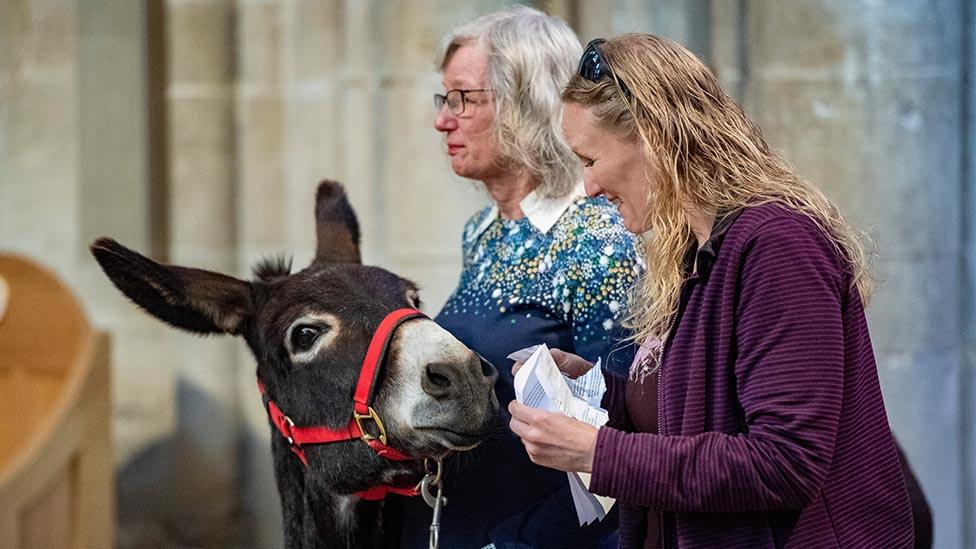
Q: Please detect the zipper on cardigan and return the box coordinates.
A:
[656,319,671,549]
[654,273,699,549]
[656,360,665,549]
[656,274,696,436]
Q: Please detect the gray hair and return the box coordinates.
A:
[438,5,582,198]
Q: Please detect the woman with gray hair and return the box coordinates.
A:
[390,6,640,548]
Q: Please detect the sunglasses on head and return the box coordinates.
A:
[578,38,631,98]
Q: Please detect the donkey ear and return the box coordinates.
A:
[314,180,361,264]
[90,238,252,335]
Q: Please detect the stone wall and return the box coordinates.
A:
[0,1,972,547]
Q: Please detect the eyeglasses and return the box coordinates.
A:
[578,38,631,98]
[434,88,492,116]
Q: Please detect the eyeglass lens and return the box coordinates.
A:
[434,89,491,116]
[434,90,464,115]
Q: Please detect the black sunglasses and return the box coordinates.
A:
[578,38,631,98]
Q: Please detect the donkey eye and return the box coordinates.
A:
[285,314,340,363]
[291,324,325,352]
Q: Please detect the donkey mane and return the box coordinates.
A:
[253,255,293,282]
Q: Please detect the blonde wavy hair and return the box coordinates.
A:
[562,33,874,344]
[438,5,581,198]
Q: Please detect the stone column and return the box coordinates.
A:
[0,0,81,276]
[78,3,152,255]
[165,0,240,544]
[962,0,975,545]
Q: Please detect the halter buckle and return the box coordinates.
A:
[353,406,388,445]
[283,415,297,446]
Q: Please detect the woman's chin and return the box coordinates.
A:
[450,160,495,182]
[450,159,474,179]
[619,213,640,234]
[618,208,650,235]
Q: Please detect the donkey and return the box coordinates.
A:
[91,181,500,548]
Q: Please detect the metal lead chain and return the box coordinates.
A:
[419,458,447,549]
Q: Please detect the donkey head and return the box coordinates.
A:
[91,181,499,499]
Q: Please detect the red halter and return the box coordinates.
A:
[258,308,427,499]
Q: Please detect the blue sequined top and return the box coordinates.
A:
[397,192,642,548]
[439,195,641,370]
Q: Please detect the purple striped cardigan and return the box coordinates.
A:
[592,203,914,548]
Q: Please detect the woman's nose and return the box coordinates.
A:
[434,104,457,132]
[583,176,602,198]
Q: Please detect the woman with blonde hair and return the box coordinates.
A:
[509,33,915,547]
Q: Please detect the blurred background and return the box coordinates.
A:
[0,0,973,547]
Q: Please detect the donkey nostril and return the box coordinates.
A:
[425,364,453,389]
[479,355,496,378]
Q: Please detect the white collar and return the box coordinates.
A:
[467,183,584,243]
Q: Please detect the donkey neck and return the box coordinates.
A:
[272,437,399,549]
[304,486,395,548]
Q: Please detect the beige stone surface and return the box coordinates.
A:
[237,1,281,84]
[870,254,962,356]
[2,1,80,277]
[747,1,858,73]
[168,95,237,264]
[19,0,76,70]
[289,0,343,81]
[79,3,152,253]
[167,0,234,85]
[237,94,286,253]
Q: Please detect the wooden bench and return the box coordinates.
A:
[0,255,113,548]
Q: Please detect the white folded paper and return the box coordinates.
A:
[508,344,615,525]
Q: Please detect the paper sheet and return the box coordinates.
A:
[566,361,607,409]
[509,344,615,524]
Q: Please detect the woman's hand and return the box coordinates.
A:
[511,348,595,379]
[508,400,598,473]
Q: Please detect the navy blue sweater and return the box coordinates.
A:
[394,196,639,548]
